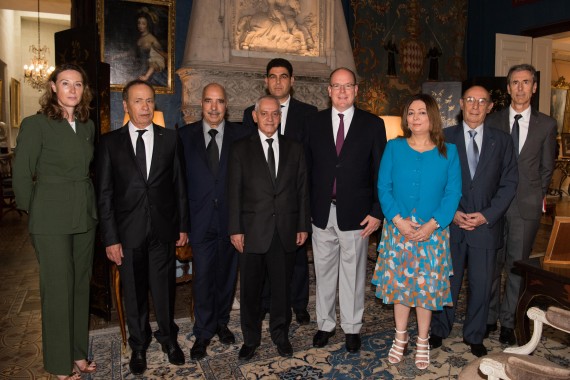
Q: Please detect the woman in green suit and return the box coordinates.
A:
[13,64,98,380]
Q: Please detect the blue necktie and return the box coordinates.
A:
[467,130,479,179]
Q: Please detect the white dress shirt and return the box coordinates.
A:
[462,122,484,153]
[331,105,355,144]
[280,95,291,134]
[128,122,154,178]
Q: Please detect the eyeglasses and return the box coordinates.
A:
[463,96,489,106]
[330,83,356,91]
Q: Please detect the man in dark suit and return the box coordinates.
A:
[430,85,518,357]
[229,95,310,361]
[486,64,557,345]
[97,80,188,375]
[306,67,386,353]
[178,83,252,360]
[243,58,317,324]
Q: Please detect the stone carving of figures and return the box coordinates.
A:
[237,0,315,55]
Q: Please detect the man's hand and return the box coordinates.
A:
[454,210,474,230]
[106,243,124,265]
[360,215,381,238]
[176,232,188,247]
[231,234,245,253]
[464,212,487,228]
[296,232,308,246]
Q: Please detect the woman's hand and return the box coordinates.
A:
[408,219,438,242]
[394,218,420,239]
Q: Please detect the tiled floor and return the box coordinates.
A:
[0,199,568,379]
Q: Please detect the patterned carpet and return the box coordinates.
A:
[88,247,570,380]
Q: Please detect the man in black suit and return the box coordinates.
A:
[306,67,386,353]
[97,80,188,375]
[430,85,518,357]
[243,58,317,324]
[486,64,557,345]
[178,83,252,360]
[229,95,310,361]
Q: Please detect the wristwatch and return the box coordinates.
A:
[433,218,440,229]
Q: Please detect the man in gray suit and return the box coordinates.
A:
[430,85,518,357]
[485,64,557,345]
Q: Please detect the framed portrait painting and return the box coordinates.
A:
[98,0,175,93]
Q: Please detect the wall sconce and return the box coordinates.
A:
[380,116,403,140]
[123,111,165,128]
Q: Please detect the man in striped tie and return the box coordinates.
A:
[430,85,518,357]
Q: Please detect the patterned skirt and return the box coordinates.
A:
[371,216,453,311]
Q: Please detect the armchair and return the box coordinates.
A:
[475,306,570,380]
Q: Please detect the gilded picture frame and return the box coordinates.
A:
[98,0,175,93]
[10,78,20,128]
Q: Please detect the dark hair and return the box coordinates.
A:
[401,93,447,158]
[507,63,537,84]
[39,63,92,123]
[266,58,293,77]
[329,67,357,84]
[137,11,155,35]
[122,79,155,101]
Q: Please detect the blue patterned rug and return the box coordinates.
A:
[88,246,570,379]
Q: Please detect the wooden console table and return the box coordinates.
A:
[514,257,570,345]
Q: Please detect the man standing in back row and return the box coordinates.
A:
[243,58,317,324]
[305,67,386,353]
[485,64,557,345]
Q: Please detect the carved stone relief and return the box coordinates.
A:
[233,0,320,57]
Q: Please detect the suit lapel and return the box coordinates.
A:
[452,127,471,182]
[147,124,163,183]
[276,135,289,188]
[252,133,276,188]
[219,123,233,174]
[520,110,538,158]
[192,123,209,168]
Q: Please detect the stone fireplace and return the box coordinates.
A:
[177,0,356,123]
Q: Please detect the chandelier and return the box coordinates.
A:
[23,0,54,91]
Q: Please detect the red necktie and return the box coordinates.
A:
[332,114,344,197]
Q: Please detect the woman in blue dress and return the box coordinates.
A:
[372,94,462,369]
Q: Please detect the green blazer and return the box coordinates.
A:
[13,113,97,234]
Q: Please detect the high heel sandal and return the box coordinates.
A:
[56,372,80,380]
[74,359,97,374]
[415,335,430,370]
[388,329,408,364]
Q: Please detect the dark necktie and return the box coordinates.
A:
[266,138,276,184]
[206,129,219,177]
[136,129,147,180]
[512,114,522,157]
[467,130,479,179]
[332,114,345,197]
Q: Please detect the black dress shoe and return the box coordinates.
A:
[499,327,516,345]
[217,324,236,345]
[429,334,443,349]
[161,342,185,365]
[190,338,210,361]
[295,309,311,325]
[345,333,361,353]
[463,339,488,357]
[238,344,259,361]
[484,323,497,338]
[129,350,147,375]
[276,340,293,357]
[313,330,335,348]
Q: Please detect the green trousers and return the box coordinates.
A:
[31,228,95,375]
